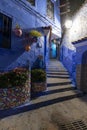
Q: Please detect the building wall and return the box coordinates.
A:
[75,41,87,91]
[0,0,61,71]
[60,1,87,87]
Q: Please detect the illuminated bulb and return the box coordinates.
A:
[25,45,31,51]
[65,20,72,29]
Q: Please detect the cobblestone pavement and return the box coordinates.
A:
[0,60,87,130]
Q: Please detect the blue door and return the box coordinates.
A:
[50,42,57,59]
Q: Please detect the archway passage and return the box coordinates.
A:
[81,50,87,93]
[50,42,57,59]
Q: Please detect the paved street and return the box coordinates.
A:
[0,60,87,130]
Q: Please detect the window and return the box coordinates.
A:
[47,0,54,20]
[0,13,12,49]
[27,0,35,6]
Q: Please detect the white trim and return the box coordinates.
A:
[73,40,87,48]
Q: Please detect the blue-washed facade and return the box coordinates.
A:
[0,0,61,71]
[60,1,87,91]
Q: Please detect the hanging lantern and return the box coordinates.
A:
[25,45,31,51]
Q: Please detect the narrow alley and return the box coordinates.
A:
[0,60,87,130]
[1,0,87,130]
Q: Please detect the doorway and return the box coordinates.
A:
[81,50,87,92]
[50,42,57,59]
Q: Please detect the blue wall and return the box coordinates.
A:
[0,0,61,71]
[60,2,87,86]
[60,44,76,85]
[60,38,87,86]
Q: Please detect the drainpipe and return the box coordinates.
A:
[44,35,47,65]
[42,26,51,67]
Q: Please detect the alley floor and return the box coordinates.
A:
[0,60,87,130]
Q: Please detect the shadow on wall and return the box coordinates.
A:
[0,49,25,71]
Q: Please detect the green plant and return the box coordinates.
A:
[0,73,10,88]
[29,30,42,37]
[9,72,28,87]
[31,69,46,83]
[0,68,29,88]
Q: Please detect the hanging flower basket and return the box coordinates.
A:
[29,30,42,37]
[14,24,22,37]
[24,30,42,46]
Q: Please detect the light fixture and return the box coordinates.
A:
[25,45,31,51]
[65,19,72,29]
[42,26,51,36]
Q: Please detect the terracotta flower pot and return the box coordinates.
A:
[25,45,31,51]
[14,28,22,37]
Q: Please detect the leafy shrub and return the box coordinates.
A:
[31,69,46,83]
[0,73,10,88]
[0,67,29,88]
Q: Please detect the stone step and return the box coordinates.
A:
[46,68,67,71]
[31,89,82,105]
[47,83,74,90]
[47,74,70,78]
[47,72,69,75]
[30,60,80,109]
[47,77,71,83]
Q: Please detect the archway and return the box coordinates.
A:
[81,50,87,93]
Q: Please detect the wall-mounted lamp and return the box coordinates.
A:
[42,26,51,36]
[64,19,72,29]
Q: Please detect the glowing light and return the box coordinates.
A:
[65,19,72,29]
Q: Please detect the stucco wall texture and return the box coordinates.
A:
[0,0,61,71]
[61,0,87,86]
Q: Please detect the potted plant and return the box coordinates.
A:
[14,24,22,37]
[0,67,29,88]
[29,30,42,37]
[31,69,47,93]
[24,30,42,51]
[29,30,42,42]
[0,67,30,110]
